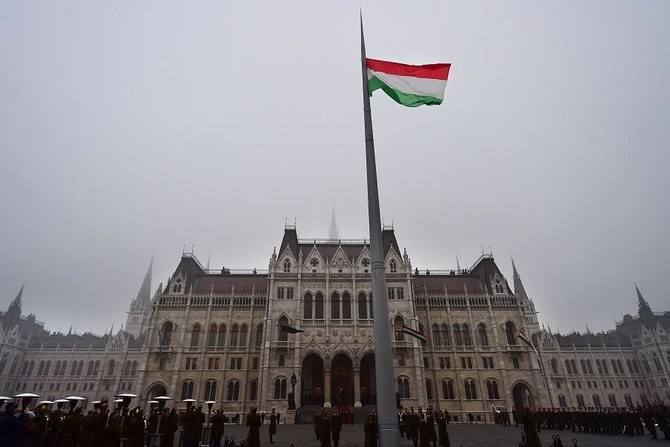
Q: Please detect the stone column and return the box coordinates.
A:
[324,367,331,407]
[354,368,362,407]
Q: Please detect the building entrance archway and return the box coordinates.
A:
[146,383,168,401]
[360,353,377,405]
[512,382,533,411]
[331,353,354,408]
[301,353,324,406]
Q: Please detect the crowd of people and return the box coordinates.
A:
[4,395,670,447]
[512,406,670,441]
[0,396,263,447]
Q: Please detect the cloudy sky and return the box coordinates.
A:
[1,1,669,335]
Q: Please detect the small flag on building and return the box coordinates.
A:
[398,325,428,343]
[366,58,451,107]
[280,324,304,334]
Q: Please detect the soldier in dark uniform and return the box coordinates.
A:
[407,407,419,447]
[426,408,437,447]
[33,404,50,447]
[437,410,450,447]
[161,409,178,447]
[245,407,261,447]
[520,408,541,447]
[331,410,342,447]
[60,407,84,447]
[314,411,322,441]
[319,410,332,447]
[210,409,225,447]
[269,408,278,444]
[364,412,377,447]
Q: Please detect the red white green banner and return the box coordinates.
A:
[366,58,451,107]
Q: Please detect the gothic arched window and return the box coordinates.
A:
[342,292,352,319]
[396,377,410,398]
[208,324,218,347]
[358,292,368,319]
[217,324,226,347]
[190,324,201,347]
[505,321,517,345]
[464,379,477,400]
[426,379,433,400]
[331,292,340,320]
[453,324,463,346]
[278,316,289,342]
[550,358,559,375]
[255,323,264,347]
[432,324,442,346]
[274,377,288,399]
[239,324,248,346]
[181,380,194,400]
[250,380,258,401]
[230,324,239,347]
[304,293,313,320]
[394,316,405,341]
[477,324,489,347]
[283,259,291,273]
[442,379,455,399]
[204,380,217,401]
[160,321,173,346]
[441,324,451,346]
[226,380,240,401]
[390,259,397,273]
[462,324,472,346]
[486,379,500,400]
[315,293,324,319]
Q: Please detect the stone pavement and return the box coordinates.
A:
[218,423,665,447]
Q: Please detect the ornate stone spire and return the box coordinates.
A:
[635,282,652,316]
[3,284,24,331]
[328,205,339,240]
[511,257,528,300]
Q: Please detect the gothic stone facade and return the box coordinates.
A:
[2,227,669,422]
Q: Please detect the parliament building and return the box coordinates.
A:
[1,226,669,422]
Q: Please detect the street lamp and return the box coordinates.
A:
[290,374,297,410]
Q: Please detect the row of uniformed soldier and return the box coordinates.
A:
[525,406,670,440]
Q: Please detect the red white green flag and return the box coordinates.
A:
[366,58,451,107]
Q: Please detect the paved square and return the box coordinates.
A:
[218,423,663,447]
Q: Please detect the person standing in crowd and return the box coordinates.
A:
[319,410,332,447]
[364,411,377,447]
[162,408,178,447]
[245,407,261,447]
[314,411,322,441]
[520,408,541,447]
[407,407,419,447]
[426,408,437,447]
[1,402,28,447]
[269,408,278,444]
[437,410,450,447]
[331,410,342,447]
[210,409,225,447]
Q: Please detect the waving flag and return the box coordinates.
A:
[366,58,451,107]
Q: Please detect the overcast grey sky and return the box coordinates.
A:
[1,1,669,335]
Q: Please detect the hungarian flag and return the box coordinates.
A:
[398,325,428,344]
[366,58,451,107]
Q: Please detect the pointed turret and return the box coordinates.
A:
[635,283,653,316]
[3,284,24,332]
[125,259,154,338]
[134,258,153,308]
[329,206,339,240]
[511,257,528,300]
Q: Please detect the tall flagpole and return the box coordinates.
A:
[360,14,400,447]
